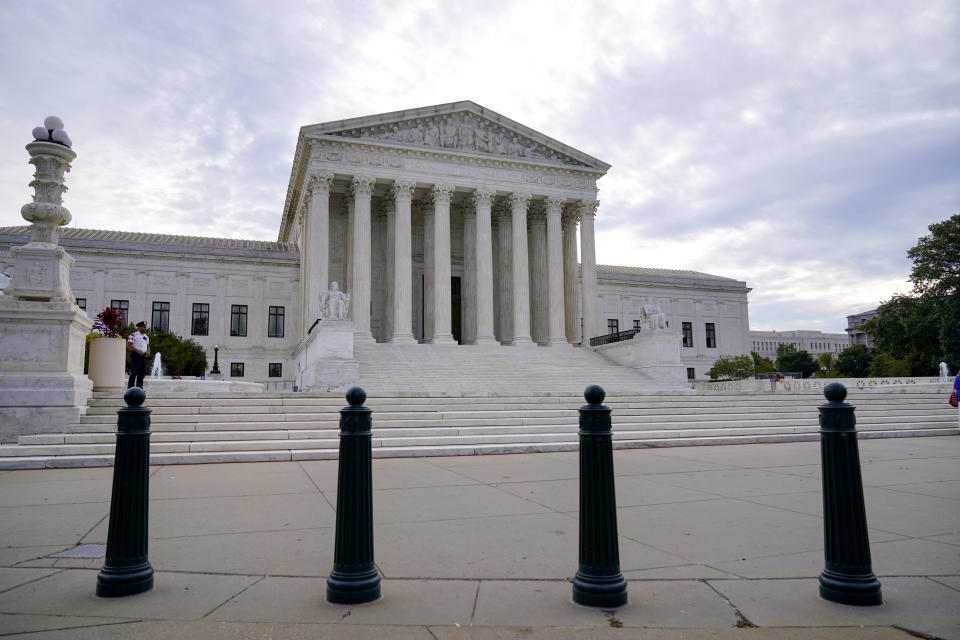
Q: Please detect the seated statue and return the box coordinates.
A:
[320,282,351,321]
[640,302,668,332]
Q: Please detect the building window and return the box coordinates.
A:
[230,362,244,377]
[230,304,248,337]
[687,367,696,380]
[191,303,209,336]
[268,363,282,378]
[76,298,86,311]
[633,319,642,331]
[268,306,285,338]
[607,319,619,334]
[151,301,170,333]
[705,323,717,348]
[110,299,129,325]
[682,322,693,347]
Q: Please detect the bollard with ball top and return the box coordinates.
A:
[818,382,882,606]
[572,384,628,608]
[327,386,381,604]
[97,387,154,597]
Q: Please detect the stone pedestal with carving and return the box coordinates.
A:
[0,119,94,442]
[293,321,359,391]
[594,331,687,385]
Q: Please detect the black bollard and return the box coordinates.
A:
[818,382,882,606]
[327,386,381,604]
[96,387,154,597]
[572,385,628,608]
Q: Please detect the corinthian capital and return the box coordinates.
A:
[471,188,495,209]
[307,173,334,197]
[545,196,566,216]
[351,175,375,198]
[391,179,416,202]
[577,200,599,219]
[432,183,453,204]
[508,192,532,212]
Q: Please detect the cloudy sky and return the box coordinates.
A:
[1,1,957,333]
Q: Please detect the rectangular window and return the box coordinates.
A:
[110,299,129,325]
[230,304,248,337]
[151,301,170,333]
[191,303,209,336]
[76,298,86,311]
[230,362,244,377]
[682,322,693,348]
[687,367,696,380]
[607,319,619,334]
[633,319,642,331]
[268,306,285,338]
[268,362,282,378]
[705,323,717,348]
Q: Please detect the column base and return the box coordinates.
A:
[426,335,457,345]
[819,569,882,606]
[326,566,382,605]
[472,336,498,345]
[387,334,418,345]
[96,561,155,598]
[546,338,573,347]
[572,570,628,608]
[510,336,537,347]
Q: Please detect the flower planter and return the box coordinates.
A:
[89,337,126,391]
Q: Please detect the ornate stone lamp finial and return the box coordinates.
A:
[3,117,78,302]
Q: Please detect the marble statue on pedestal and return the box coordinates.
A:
[320,282,350,321]
[640,302,668,332]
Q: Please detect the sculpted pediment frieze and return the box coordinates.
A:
[322,111,591,168]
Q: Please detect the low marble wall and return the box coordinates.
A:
[698,376,949,394]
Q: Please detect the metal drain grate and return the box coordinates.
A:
[48,544,106,559]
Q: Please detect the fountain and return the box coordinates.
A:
[150,353,162,379]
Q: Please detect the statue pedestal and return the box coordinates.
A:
[293,321,359,391]
[0,300,93,442]
[594,330,688,385]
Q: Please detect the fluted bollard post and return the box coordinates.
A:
[96,387,154,597]
[327,387,381,604]
[818,382,882,606]
[572,385,627,607]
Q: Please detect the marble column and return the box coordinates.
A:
[351,176,375,342]
[345,195,355,296]
[579,200,600,342]
[383,199,396,341]
[422,201,435,342]
[429,184,455,344]
[527,205,548,345]
[472,189,496,344]
[509,192,533,346]
[494,202,512,344]
[390,180,417,344]
[461,206,477,344]
[546,197,568,345]
[304,173,332,336]
[562,208,580,344]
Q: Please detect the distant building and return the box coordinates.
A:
[846,308,879,348]
[750,329,850,362]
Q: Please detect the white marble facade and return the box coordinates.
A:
[0,102,753,383]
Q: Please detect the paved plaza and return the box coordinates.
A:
[0,436,958,639]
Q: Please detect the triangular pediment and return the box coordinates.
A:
[302,101,610,171]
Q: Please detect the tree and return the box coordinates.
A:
[707,355,755,380]
[861,295,941,375]
[751,351,776,375]
[775,344,818,379]
[818,352,836,377]
[868,352,910,377]
[148,331,207,377]
[907,213,960,299]
[835,345,873,378]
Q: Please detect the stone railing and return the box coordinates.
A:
[698,376,946,393]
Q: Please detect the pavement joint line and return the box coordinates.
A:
[200,574,267,620]
[0,569,62,595]
[468,580,480,626]
[0,617,141,638]
[702,578,756,628]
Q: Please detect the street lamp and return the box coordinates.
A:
[211,344,220,374]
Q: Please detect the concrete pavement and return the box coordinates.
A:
[0,436,958,639]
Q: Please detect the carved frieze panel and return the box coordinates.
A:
[71,268,93,288]
[148,271,176,292]
[229,277,253,297]
[108,270,135,291]
[189,276,216,294]
[328,112,590,167]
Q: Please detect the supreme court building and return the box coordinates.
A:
[0,102,751,383]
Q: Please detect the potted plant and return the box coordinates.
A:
[88,307,129,391]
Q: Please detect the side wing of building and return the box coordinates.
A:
[0,227,300,382]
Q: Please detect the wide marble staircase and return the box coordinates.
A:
[0,344,956,468]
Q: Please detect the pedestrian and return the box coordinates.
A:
[955,369,960,429]
[127,321,150,389]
